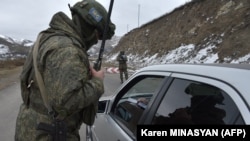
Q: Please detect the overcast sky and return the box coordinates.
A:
[0,0,190,41]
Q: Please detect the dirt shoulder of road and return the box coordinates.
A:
[0,66,22,90]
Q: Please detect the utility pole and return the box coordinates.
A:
[138,4,140,28]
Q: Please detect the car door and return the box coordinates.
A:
[144,73,250,125]
[90,71,172,141]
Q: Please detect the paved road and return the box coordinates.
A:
[0,73,121,141]
[0,81,21,141]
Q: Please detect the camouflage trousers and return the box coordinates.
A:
[119,69,128,83]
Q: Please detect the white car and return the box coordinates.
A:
[86,64,250,141]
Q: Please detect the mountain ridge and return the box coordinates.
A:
[0,35,32,60]
[0,34,121,61]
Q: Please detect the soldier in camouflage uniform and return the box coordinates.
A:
[116,51,128,83]
[15,0,115,140]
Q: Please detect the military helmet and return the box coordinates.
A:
[70,0,115,39]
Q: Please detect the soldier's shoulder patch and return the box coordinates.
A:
[89,7,102,22]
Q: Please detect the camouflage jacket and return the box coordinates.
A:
[15,12,104,141]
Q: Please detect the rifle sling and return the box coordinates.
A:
[32,33,54,117]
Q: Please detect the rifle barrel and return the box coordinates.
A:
[94,0,115,71]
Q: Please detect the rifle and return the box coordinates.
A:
[93,0,115,71]
[37,120,67,141]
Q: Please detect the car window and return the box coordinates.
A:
[111,76,165,135]
[152,78,244,125]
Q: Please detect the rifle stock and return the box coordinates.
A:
[94,0,114,71]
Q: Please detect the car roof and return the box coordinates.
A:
[137,63,250,106]
[139,63,250,71]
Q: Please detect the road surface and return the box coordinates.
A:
[0,73,121,141]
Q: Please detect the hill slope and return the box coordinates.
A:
[106,0,250,68]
